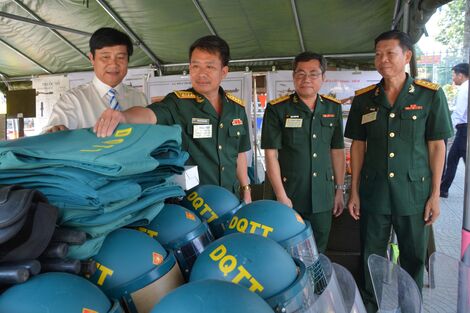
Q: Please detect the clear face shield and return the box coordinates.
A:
[368,254,423,313]
[165,221,214,280]
[332,263,366,313]
[107,253,185,313]
[281,221,328,294]
[265,258,317,313]
[425,249,470,313]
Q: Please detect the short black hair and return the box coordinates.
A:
[293,51,327,73]
[452,63,469,77]
[374,30,414,52]
[189,35,230,66]
[89,27,133,58]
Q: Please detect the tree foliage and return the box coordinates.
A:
[436,0,465,51]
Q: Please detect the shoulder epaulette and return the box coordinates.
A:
[226,93,244,106]
[269,94,290,105]
[320,94,341,104]
[414,79,439,91]
[174,90,196,99]
[354,84,376,96]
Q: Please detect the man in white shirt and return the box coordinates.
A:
[45,27,148,132]
[440,63,469,198]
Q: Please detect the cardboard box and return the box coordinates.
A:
[169,165,199,190]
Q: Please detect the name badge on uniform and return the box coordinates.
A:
[193,124,212,138]
[285,117,303,128]
[361,112,377,124]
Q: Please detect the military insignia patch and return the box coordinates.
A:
[322,113,335,118]
[226,93,244,106]
[270,94,290,105]
[414,79,439,91]
[404,104,423,110]
[320,94,341,104]
[152,252,164,265]
[232,118,243,126]
[355,84,376,96]
[82,309,98,313]
[185,211,196,221]
[294,213,305,224]
[174,90,196,99]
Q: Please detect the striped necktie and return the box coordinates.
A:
[107,88,122,111]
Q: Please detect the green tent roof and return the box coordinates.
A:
[0,0,450,78]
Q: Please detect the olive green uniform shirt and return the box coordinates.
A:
[344,75,453,215]
[261,93,344,214]
[148,87,251,193]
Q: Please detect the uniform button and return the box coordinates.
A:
[282,177,287,182]
[219,123,224,128]
[221,166,225,171]
[236,131,240,136]
[389,172,395,178]
[422,177,425,181]
[329,123,333,127]
[390,113,395,118]
[313,172,317,177]
[218,145,222,150]
[312,134,317,139]
[389,152,395,158]
[389,132,395,138]
[412,115,417,120]
[313,153,317,158]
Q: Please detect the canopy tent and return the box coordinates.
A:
[0,0,451,81]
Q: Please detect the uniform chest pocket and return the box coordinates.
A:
[320,117,338,143]
[400,110,426,143]
[227,125,246,155]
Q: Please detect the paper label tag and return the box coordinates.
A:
[285,118,303,128]
[193,124,212,138]
[361,111,377,124]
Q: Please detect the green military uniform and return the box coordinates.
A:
[261,92,344,252]
[344,74,453,311]
[148,87,251,194]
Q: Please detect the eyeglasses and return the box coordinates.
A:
[293,71,323,80]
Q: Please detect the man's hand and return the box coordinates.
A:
[347,191,361,220]
[46,125,68,133]
[277,195,293,208]
[242,189,252,204]
[333,189,344,217]
[93,108,126,137]
[424,195,440,225]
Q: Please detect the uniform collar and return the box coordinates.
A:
[189,87,227,119]
[293,92,320,114]
[92,75,124,98]
[374,73,415,109]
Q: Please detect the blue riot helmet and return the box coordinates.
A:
[224,200,325,293]
[180,185,244,238]
[136,203,214,280]
[190,233,319,313]
[190,233,297,298]
[88,228,184,313]
[0,272,124,313]
[151,280,274,313]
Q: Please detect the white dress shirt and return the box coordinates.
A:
[452,79,468,127]
[45,75,148,130]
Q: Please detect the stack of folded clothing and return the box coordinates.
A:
[0,124,188,259]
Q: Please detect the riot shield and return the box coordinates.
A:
[308,254,348,313]
[368,254,422,313]
[333,263,366,313]
[425,249,470,313]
